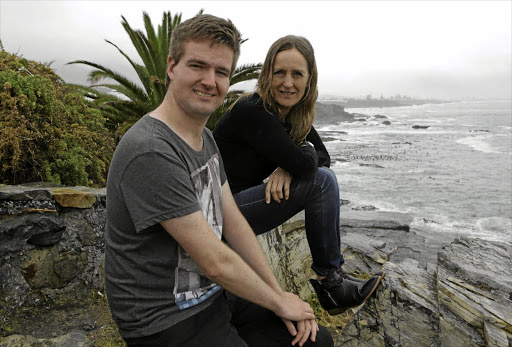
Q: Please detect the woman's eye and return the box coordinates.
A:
[273,70,285,75]
[294,71,304,77]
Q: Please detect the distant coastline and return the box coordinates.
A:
[314,96,454,126]
[318,96,452,108]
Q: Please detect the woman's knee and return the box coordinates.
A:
[315,167,338,190]
[304,325,334,347]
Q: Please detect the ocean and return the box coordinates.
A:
[317,100,512,244]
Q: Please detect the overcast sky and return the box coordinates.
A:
[1,0,511,99]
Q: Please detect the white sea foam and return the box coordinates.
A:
[457,134,511,154]
[411,215,512,244]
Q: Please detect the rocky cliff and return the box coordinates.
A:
[314,102,356,126]
[1,185,511,346]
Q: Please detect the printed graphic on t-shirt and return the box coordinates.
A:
[173,153,223,306]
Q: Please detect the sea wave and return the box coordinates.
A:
[411,215,512,244]
[456,134,511,154]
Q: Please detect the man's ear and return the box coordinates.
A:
[167,55,177,81]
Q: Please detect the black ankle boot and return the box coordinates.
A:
[309,270,386,315]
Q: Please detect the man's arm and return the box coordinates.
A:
[221,182,284,291]
[221,182,319,345]
[160,208,314,324]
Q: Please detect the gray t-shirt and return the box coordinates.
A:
[105,114,227,338]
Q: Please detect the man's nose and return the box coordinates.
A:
[201,69,216,87]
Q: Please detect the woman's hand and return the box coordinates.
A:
[265,167,293,203]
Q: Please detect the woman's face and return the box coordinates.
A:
[271,48,309,116]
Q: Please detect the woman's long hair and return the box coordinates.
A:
[257,35,318,143]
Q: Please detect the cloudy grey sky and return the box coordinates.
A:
[1,0,510,99]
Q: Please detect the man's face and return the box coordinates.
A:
[167,39,234,120]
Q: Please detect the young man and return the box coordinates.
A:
[105,14,333,347]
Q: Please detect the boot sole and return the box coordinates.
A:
[327,272,386,316]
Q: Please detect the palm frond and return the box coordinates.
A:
[68,10,260,136]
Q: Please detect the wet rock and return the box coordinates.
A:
[351,205,378,211]
[469,129,490,133]
[340,199,351,206]
[412,125,430,129]
[358,163,385,169]
[381,120,391,125]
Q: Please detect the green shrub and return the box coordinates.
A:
[0,51,115,187]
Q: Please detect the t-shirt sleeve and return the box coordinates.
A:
[120,152,201,233]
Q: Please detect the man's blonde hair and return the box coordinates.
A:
[166,14,242,88]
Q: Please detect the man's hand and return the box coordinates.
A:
[271,285,319,346]
[282,318,319,347]
[273,291,315,325]
[265,167,293,204]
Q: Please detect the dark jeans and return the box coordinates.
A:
[123,292,334,347]
[233,167,344,276]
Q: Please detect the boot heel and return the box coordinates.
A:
[327,307,347,315]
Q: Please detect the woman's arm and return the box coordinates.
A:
[236,101,318,177]
[306,126,331,168]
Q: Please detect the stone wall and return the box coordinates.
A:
[1,184,511,346]
[0,184,108,346]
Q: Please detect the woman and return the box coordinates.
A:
[213,35,385,315]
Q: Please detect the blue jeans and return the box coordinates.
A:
[233,167,344,276]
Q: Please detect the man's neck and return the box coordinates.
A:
[151,97,206,151]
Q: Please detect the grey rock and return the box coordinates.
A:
[340,210,412,231]
[339,258,440,347]
[0,331,94,347]
[0,185,53,201]
[342,237,512,347]
[412,125,430,129]
[0,214,66,255]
